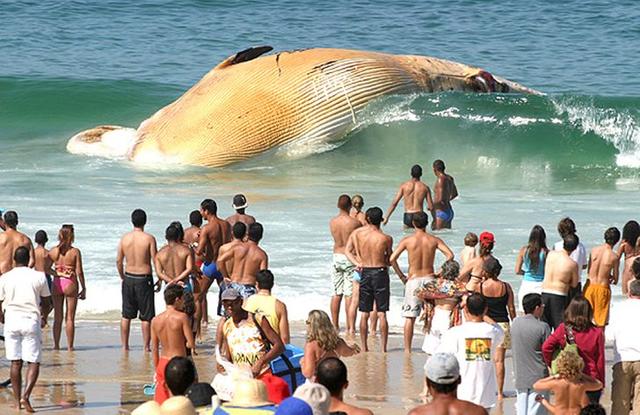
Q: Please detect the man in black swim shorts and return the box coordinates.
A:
[345,207,393,352]
[383,164,433,229]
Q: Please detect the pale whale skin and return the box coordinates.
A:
[67,47,540,167]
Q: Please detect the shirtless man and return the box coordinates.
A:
[225,194,256,228]
[408,353,488,415]
[0,211,34,274]
[34,230,53,326]
[541,234,580,329]
[316,357,373,415]
[116,209,158,351]
[533,350,602,415]
[329,195,362,333]
[432,160,458,230]
[215,222,247,314]
[183,210,202,252]
[150,284,195,404]
[216,223,268,299]
[155,225,194,288]
[345,207,393,352]
[584,227,620,327]
[390,212,454,352]
[383,165,433,229]
[195,199,231,324]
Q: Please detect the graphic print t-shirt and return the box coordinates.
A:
[437,321,504,408]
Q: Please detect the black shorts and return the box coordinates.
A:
[403,212,416,228]
[358,267,390,312]
[541,291,568,330]
[122,273,155,321]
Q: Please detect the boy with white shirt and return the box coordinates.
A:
[437,293,504,410]
[0,247,52,412]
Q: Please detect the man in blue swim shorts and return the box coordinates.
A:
[195,199,231,324]
[432,159,458,230]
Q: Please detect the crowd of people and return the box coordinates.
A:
[0,160,639,414]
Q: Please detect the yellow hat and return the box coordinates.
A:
[225,379,273,408]
[160,396,196,415]
[131,401,161,415]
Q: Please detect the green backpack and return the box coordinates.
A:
[551,325,578,374]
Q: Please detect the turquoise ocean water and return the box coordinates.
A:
[2,1,640,326]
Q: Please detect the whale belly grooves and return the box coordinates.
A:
[67,48,540,167]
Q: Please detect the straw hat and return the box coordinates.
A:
[131,401,161,415]
[225,378,273,408]
[160,396,196,415]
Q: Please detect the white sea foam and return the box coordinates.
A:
[553,98,640,168]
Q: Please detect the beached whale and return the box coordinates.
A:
[67,47,540,167]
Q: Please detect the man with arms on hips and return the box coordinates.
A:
[431,159,458,230]
[0,211,34,274]
[329,194,362,333]
[541,234,580,329]
[196,199,231,319]
[217,222,268,300]
[0,247,52,412]
[511,293,552,415]
[225,194,256,228]
[345,207,393,353]
[389,211,454,353]
[117,208,158,351]
[609,279,640,414]
[383,164,433,229]
[215,222,246,314]
[584,227,620,327]
[316,357,374,415]
[151,284,195,404]
[155,225,194,289]
[437,293,504,410]
[408,353,488,415]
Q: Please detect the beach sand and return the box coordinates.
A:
[0,320,613,414]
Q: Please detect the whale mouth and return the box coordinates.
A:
[66,125,137,159]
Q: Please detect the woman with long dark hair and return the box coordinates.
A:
[515,225,549,311]
[48,224,86,350]
[542,296,605,403]
[618,220,640,295]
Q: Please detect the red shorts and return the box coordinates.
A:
[154,357,171,404]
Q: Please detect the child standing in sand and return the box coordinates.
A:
[460,233,478,266]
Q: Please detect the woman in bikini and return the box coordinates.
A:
[618,220,640,295]
[459,231,496,292]
[301,310,360,380]
[48,224,86,351]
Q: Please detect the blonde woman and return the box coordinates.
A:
[301,310,360,380]
[48,224,86,350]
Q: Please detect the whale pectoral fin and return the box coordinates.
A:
[214,46,274,70]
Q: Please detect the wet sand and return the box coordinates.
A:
[0,320,613,414]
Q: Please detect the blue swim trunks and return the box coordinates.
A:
[435,208,454,223]
[201,261,222,282]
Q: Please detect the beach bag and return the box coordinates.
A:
[251,314,302,393]
[551,325,578,375]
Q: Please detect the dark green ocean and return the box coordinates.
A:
[1,0,639,324]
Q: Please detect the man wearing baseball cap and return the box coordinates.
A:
[226,194,256,228]
[408,353,488,415]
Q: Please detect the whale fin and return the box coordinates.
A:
[215,46,274,70]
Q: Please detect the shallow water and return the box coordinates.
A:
[1,1,640,326]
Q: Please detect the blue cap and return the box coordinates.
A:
[275,397,313,415]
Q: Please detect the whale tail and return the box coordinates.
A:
[66,125,138,159]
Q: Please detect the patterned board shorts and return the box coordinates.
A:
[401,276,435,318]
[331,254,355,297]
